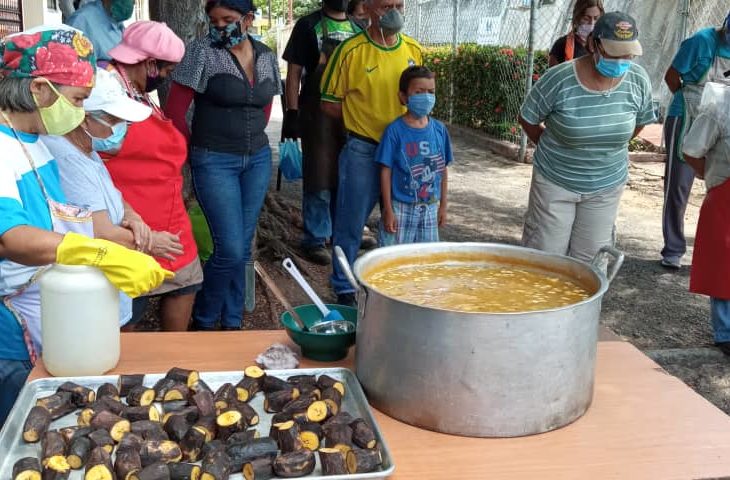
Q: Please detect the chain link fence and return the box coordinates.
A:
[407,0,729,157]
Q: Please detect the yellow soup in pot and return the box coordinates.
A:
[363,257,593,313]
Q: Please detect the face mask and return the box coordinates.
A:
[324,0,349,12]
[594,52,632,78]
[209,20,247,49]
[352,16,370,30]
[88,118,128,153]
[109,0,135,22]
[145,61,164,93]
[34,82,85,136]
[576,23,594,41]
[407,93,436,118]
[379,9,404,36]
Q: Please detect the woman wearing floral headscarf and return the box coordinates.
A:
[0,25,169,427]
[166,0,281,331]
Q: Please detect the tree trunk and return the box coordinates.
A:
[148,0,207,105]
[149,0,206,44]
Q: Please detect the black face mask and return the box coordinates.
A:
[323,0,348,12]
[145,61,164,92]
[145,75,164,93]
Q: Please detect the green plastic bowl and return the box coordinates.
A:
[281,304,357,362]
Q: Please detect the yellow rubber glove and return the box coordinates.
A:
[56,232,174,298]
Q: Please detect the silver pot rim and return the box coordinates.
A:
[350,242,622,316]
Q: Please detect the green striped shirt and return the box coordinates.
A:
[520,61,656,194]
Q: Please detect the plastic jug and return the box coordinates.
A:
[40,265,120,377]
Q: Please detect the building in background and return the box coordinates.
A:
[21,0,60,31]
[11,0,149,39]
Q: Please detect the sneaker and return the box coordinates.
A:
[303,245,331,266]
[660,256,681,269]
[336,293,357,307]
[360,236,378,250]
[716,342,730,356]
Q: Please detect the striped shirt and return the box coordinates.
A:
[520,61,656,194]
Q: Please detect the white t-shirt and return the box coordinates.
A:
[682,93,730,191]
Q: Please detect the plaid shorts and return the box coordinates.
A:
[379,200,440,246]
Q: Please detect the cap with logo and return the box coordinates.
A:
[84,69,152,122]
[593,11,643,57]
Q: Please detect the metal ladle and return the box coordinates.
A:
[254,261,353,335]
[282,258,355,334]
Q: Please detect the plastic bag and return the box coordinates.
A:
[279,139,303,181]
[188,203,213,262]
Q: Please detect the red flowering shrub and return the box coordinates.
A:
[424,44,549,142]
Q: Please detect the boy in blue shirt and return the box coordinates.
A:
[376,66,453,246]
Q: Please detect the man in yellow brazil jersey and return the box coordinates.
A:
[320,0,422,306]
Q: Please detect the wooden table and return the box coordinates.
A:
[30,331,730,479]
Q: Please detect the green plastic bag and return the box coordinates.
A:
[188,203,213,262]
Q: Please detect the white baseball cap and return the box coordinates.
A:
[84,69,152,122]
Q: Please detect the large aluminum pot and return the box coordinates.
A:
[335,242,623,438]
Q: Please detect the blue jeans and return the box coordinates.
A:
[331,137,380,294]
[711,298,730,343]
[302,190,336,248]
[191,145,272,328]
[0,359,32,429]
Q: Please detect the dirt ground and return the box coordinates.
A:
[143,101,730,416]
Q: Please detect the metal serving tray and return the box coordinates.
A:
[0,367,395,479]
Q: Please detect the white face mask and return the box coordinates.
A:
[576,23,594,41]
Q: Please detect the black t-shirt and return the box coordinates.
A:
[549,34,588,64]
[282,10,359,98]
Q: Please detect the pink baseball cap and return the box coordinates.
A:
[109,21,185,64]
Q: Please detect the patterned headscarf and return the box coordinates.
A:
[205,0,254,15]
[0,25,96,88]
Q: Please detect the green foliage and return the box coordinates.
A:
[254,0,320,21]
[423,43,549,142]
[262,29,278,54]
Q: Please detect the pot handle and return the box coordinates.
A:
[334,246,361,292]
[591,246,625,283]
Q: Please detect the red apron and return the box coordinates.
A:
[103,113,198,272]
[690,178,730,299]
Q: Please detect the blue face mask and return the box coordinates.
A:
[595,53,632,78]
[89,119,128,153]
[407,93,436,118]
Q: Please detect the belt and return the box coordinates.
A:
[347,131,379,146]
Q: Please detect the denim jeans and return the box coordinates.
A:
[331,137,380,295]
[191,145,272,328]
[0,359,32,429]
[711,298,730,343]
[301,189,336,249]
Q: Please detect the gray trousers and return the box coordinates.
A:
[522,170,624,264]
[662,115,696,259]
